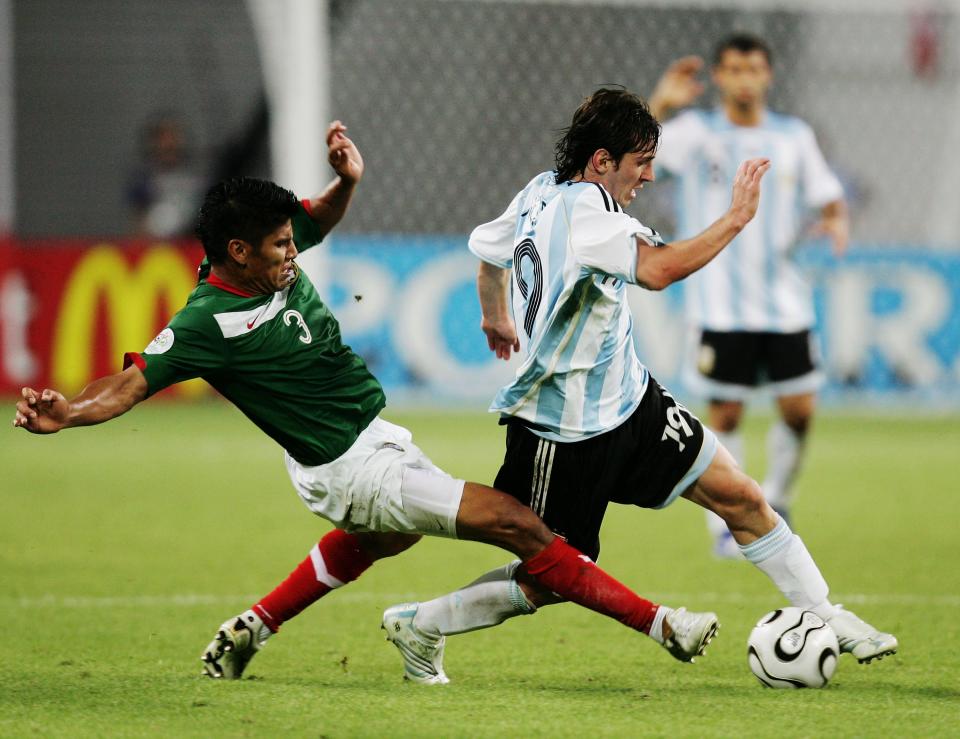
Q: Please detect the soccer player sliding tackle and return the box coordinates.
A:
[13,120,716,681]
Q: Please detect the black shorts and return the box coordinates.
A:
[493,377,713,561]
[696,330,819,388]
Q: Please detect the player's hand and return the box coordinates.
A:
[326,120,364,186]
[728,158,771,229]
[810,213,849,257]
[481,317,520,361]
[13,387,69,434]
[650,56,706,119]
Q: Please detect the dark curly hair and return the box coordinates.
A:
[194,176,300,264]
[554,87,660,184]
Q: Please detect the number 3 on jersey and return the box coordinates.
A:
[283,309,312,345]
[514,238,542,338]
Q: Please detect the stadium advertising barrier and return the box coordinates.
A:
[2,237,959,405]
[0,238,208,398]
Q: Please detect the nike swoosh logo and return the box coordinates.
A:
[246,319,256,329]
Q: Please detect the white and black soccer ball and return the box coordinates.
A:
[747,607,840,688]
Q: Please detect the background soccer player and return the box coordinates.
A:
[648,34,849,556]
[12,120,718,682]
[381,87,895,685]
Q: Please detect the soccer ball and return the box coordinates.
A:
[747,607,840,688]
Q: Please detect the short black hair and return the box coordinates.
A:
[194,176,300,264]
[554,87,660,184]
[714,33,773,66]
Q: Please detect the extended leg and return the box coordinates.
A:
[383,475,719,685]
[201,530,419,678]
[683,445,898,663]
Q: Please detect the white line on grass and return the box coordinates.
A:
[7,591,960,609]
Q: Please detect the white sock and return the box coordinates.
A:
[761,421,805,511]
[648,606,672,645]
[739,516,836,619]
[240,609,273,644]
[412,561,536,637]
[706,430,745,538]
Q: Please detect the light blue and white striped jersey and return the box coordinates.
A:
[658,109,844,332]
[469,171,664,442]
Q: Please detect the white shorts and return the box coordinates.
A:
[284,417,463,537]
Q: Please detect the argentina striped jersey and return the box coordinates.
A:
[469,171,664,442]
[658,109,844,332]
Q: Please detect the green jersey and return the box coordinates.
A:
[125,205,386,466]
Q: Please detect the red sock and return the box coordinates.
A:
[253,529,373,632]
[521,537,659,634]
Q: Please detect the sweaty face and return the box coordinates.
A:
[605,149,657,208]
[245,221,298,293]
[713,49,772,109]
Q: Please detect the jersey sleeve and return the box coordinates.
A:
[569,187,664,285]
[655,110,706,175]
[292,201,325,253]
[123,308,227,397]
[468,189,523,268]
[797,123,844,208]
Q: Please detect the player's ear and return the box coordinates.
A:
[226,238,250,267]
[592,149,613,174]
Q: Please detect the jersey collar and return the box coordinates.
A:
[207,271,257,298]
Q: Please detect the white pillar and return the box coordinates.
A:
[245,0,329,195]
[245,0,331,294]
[0,0,14,234]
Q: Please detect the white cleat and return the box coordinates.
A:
[827,605,898,664]
[382,602,449,685]
[201,609,271,679]
[662,607,720,663]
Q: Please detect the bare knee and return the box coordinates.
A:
[778,394,815,435]
[456,483,553,559]
[709,400,744,433]
[354,532,422,560]
[782,412,812,436]
[486,499,553,555]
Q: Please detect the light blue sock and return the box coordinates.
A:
[739,516,833,616]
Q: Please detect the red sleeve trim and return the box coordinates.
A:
[301,198,314,218]
[123,352,146,371]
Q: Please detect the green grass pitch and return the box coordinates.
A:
[2,400,959,737]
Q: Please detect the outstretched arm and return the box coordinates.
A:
[477,261,520,361]
[302,120,364,239]
[635,157,771,290]
[13,365,148,434]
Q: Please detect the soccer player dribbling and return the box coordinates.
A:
[376,87,898,684]
[14,119,721,681]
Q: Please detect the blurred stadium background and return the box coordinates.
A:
[0,0,959,406]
